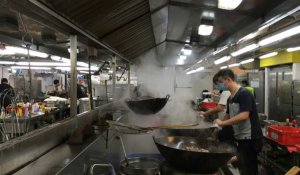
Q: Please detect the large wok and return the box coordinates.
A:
[125,95,170,115]
[153,136,236,174]
[159,126,217,138]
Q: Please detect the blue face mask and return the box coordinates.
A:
[217,83,228,91]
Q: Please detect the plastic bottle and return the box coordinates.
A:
[286,118,290,126]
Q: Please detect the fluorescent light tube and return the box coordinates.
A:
[213,46,228,55]
[29,50,48,58]
[259,52,278,59]
[218,0,243,10]
[240,58,254,64]
[179,55,187,60]
[51,55,62,61]
[214,56,231,65]
[0,61,15,65]
[55,67,99,71]
[186,70,197,75]
[197,59,203,63]
[258,24,300,46]
[11,66,51,70]
[68,48,79,53]
[228,63,240,68]
[16,62,69,66]
[77,62,89,67]
[287,46,300,52]
[231,43,258,57]
[220,66,228,69]
[195,67,204,72]
[177,59,184,65]
[198,24,213,36]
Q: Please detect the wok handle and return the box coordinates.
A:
[165,94,170,101]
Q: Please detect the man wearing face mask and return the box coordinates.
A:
[200,73,234,142]
[200,74,231,120]
[214,69,263,175]
[77,76,88,99]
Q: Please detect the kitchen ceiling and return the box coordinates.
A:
[0,0,296,66]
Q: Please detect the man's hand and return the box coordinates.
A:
[199,111,205,116]
[214,119,224,126]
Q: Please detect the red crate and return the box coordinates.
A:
[200,102,217,109]
[295,144,300,153]
[267,125,300,146]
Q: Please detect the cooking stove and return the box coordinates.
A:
[160,161,224,175]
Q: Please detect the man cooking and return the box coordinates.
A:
[200,73,234,142]
[214,69,263,175]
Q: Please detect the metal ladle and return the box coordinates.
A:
[115,135,129,166]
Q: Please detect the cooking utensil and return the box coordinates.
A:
[116,135,161,175]
[153,136,236,174]
[120,157,161,175]
[125,95,170,115]
[107,120,199,134]
[159,126,217,138]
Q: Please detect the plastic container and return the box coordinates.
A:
[200,102,217,109]
[267,125,300,145]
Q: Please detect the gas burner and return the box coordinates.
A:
[160,161,224,175]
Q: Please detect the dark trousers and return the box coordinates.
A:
[236,138,263,175]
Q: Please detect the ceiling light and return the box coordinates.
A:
[214,56,231,65]
[16,62,69,66]
[186,70,197,75]
[4,46,48,58]
[0,49,15,55]
[228,63,240,68]
[55,67,70,71]
[11,66,51,70]
[77,62,89,67]
[198,19,214,36]
[240,58,254,64]
[238,32,258,43]
[0,61,15,65]
[55,66,99,71]
[179,55,187,60]
[218,0,243,10]
[29,50,48,58]
[68,48,79,53]
[258,6,300,31]
[195,67,204,72]
[181,45,192,56]
[197,59,203,63]
[61,58,70,63]
[287,46,300,52]
[231,43,258,57]
[213,46,228,55]
[177,59,184,65]
[51,55,62,61]
[220,66,228,69]
[258,24,300,46]
[80,71,93,74]
[259,52,278,59]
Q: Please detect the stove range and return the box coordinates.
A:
[160,161,224,175]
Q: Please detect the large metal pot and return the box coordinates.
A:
[153,136,236,174]
[125,95,169,115]
[120,157,161,175]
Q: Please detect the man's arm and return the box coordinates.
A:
[215,111,249,126]
[202,104,225,117]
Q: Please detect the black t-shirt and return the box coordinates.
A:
[226,87,262,139]
[0,83,14,108]
[77,84,87,99]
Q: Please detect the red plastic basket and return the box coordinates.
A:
[200,102,217,109]
[267,125,300,146]
[295,144,300,153]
